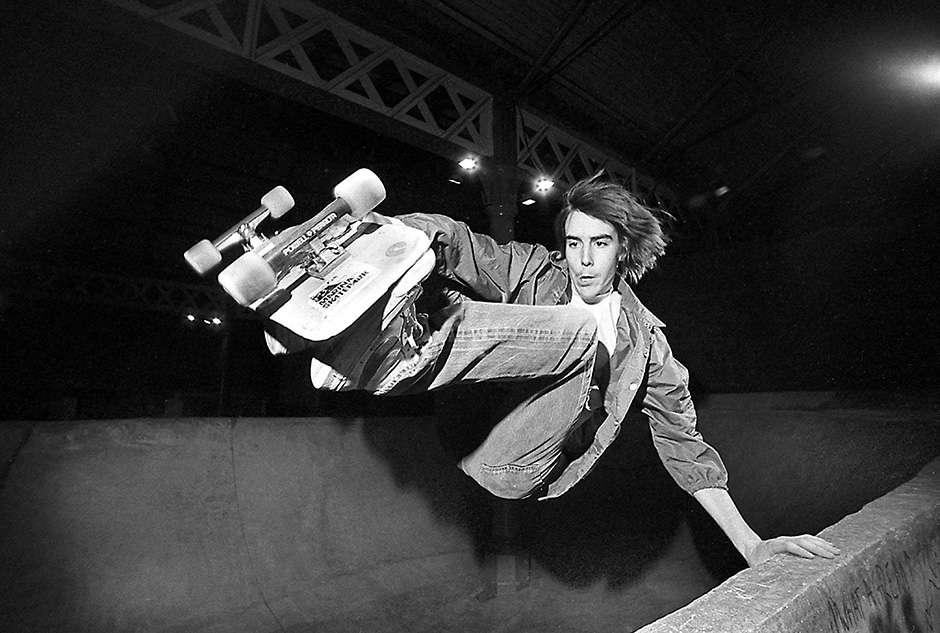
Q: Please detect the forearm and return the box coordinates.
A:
[693,487,760,561]
[389,212,553,302]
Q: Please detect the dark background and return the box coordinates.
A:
[1,1,938,421]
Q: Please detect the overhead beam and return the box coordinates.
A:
[86,0,682,207]
[526,0,651,96]
[414,0,661,167]
[517,109,678,211]
[414,0,529,65]
[517,0,594,95]
[101,0,495,157]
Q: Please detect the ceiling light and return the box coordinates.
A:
[458,157,478,170]
[915,62,940,86]
[535,177,554,193]
[893,56,940,90]
[521,198,535,206]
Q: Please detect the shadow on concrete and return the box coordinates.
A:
[359,382,696,588]
[355,384,940,588]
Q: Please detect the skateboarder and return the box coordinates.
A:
[265,174,840,567]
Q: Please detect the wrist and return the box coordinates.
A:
[736,529,762,557]
[740,534,766,566]
[741,536,760,556]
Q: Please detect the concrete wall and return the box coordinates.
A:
[639,455,940,633]
[0,417,491,632]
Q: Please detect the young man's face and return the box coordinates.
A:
[564,210,623,304]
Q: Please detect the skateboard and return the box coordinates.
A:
[183,168,433,342]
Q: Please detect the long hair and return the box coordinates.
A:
[554,174,669,285]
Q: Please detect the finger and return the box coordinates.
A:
[792,535,841,556]
[801,537,840,558]
[783,541,816,559]
[783,536,841,559]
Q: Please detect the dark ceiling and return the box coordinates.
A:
[317,0,940,215]
[4,0,940,254]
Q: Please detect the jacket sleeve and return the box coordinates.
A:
[395,212,555,303]
[641,326,729,494]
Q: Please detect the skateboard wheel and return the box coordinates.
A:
[184,239,222,275]
[333,168,386,219]
[262,185,295,218]
[218,251,277,307]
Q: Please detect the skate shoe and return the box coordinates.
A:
[301,248,435,393]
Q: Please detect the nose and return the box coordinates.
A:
[580,244,593,267]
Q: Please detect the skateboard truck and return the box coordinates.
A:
[184,169,390,309]
[184,186,296,276]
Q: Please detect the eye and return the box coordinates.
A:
[566,239,580,250]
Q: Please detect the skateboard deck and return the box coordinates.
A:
[184,169,431,342]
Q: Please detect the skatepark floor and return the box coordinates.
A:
[307,520,717,633]
[1,392,939,633]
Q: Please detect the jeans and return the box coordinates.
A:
[389,301,598,499]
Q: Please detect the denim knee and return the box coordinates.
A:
[461,461,542,499]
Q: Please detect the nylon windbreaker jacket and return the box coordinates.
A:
[397,212,728,499]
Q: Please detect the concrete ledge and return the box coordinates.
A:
[638,456,940,633]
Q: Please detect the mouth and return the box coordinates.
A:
[576,275,595,285]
